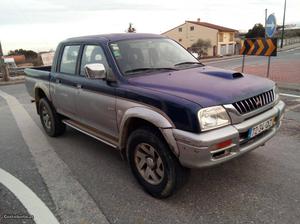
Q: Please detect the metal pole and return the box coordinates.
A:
[242,55,245,72]
[0,41,4,64]
[281,0,287,48]
[267,56,271,78]
[265,9,269,77]
[0,41,10,81]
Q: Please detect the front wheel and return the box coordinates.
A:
[127,127,189,198]
[39,98,66,137]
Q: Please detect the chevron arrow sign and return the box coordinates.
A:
[240,38,277,56]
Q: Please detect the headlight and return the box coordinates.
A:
[198,106,231,131]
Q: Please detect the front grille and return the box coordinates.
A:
[232,90,275,114]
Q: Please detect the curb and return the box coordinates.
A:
[0,79,25,86]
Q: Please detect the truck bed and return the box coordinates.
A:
[24,66,52,99]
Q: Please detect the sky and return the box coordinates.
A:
[0,0,299,54]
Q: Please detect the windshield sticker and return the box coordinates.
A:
[111,44,121,58]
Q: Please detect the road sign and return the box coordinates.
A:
[266,14,277,38]
[240,38,277,56]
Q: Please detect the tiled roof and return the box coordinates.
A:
[186,21,237,32]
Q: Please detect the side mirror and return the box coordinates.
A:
[84,63,106,79]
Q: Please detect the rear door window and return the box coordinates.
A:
[60,45,80,75]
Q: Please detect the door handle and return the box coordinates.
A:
[76,84,82,89]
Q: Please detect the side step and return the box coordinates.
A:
[62,119,118,149]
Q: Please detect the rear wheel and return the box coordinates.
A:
[39,98,66,137]
[127,127,189,198]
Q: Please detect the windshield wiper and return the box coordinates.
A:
[174,61,204,66]
[125,67,177,74]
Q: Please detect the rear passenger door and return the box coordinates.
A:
[76,45,118,140]
[52,45,81,120]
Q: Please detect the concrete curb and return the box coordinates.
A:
[0,79,25,86]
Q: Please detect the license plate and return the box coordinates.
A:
[248,117,275,138]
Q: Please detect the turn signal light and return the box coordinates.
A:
[216,139,232,149]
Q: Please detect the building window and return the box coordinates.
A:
[219,33,224,42]
[229,33,234,41]
[178,27,182,32]
[190,26,194,31]
[179,38,182,42]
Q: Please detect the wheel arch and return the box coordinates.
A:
[119,107,179,157]
[34,84,50,114]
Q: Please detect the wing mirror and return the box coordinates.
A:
[84,63,106,79]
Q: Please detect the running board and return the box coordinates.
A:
[62,119,118,149]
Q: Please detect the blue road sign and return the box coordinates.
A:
[266,14,277,38]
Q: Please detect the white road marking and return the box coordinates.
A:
[280,93,300,98]
[0,89,109,224]
[0,168,60,224]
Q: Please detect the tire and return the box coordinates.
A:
[38,98,66,137]
[127,127,190,198]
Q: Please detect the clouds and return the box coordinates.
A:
[0,0,299,53]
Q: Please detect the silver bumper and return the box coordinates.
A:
[174,100,286,169]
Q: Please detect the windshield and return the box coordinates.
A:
[109,38,201,75]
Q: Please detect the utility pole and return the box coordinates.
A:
[280,0,287,48]
[0,41,10,81]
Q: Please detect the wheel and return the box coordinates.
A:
[127,127,189,198]
[38,98,66,137]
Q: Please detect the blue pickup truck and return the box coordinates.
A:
[25,33,285,198]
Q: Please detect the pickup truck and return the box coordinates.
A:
[25,33,285,198]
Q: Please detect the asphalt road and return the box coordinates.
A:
[0,49,300,224]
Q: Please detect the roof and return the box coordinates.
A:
[64,33,164,43]
[186,21,237,32]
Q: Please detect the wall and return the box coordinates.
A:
[163,22,218,57]
[217,32,236,56]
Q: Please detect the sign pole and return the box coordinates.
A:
[241,55,245,72]
[265,13,277,78]
[267,56,271,78]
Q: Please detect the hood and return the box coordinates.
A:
[127,66,274,108]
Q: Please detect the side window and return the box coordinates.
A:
[60,45,80,75]
[80,45,109,76]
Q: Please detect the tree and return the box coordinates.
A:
[127,23,136,33]
[8,49,38,59]
[189,39,212,58]
[245,23,265,38]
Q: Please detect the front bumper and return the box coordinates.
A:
[174,100,286,169]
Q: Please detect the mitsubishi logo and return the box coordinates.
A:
[255,97,262,107]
